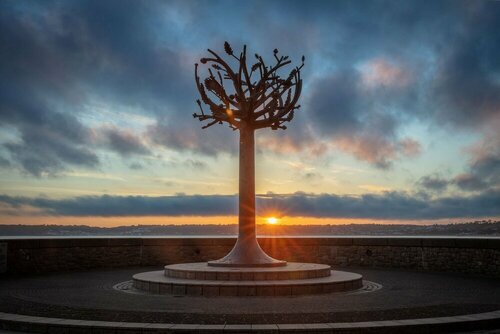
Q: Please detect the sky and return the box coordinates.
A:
[0,0,499,226]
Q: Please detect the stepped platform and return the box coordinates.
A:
[134,265,362,296]
[164,262,332,280]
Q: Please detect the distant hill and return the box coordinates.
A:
[0,220,499,237]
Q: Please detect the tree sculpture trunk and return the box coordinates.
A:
[208,126,286,267]
[239,125,256,243]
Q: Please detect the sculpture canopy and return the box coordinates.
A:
[194,42,304,267]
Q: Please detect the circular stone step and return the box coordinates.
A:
[164,262,331,281]
[133,269,363,296]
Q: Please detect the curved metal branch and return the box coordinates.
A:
[194,42,304,132]
[206,50,246,108]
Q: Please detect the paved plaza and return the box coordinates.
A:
[1,266,499,325]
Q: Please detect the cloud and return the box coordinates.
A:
[291,2,497,168]
[305,67,421,168]
[419,132,499,193]
[0,156,11,168]
[302,172,323,182]
[94,126,151,157]
[451,130,499,192]
[453,151,500,192]
[129,162,143,170]
[146,121,238,156]
[417,175,450,192]
[453,174,488,192]
[360,58,411,89]
[258,191,500,219]
[3,111,98,176]
[0,190,498,220]
[0,0,498,177]
[0,194,238,217]
[184,159,208,169]
[0,1,191,175]
[306,69,362,136]
[398,138,421,157]
[257,129,328,156]
[431,2,500,129]
[472,154,500,184]
[333,134,421,169]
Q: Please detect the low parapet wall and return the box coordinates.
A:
[1,237,499,277]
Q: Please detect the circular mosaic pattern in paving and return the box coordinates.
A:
[134,264,363,296]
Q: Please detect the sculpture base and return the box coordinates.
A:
[208,258,286,267]
[165,262,332,280]
[133,262,363,296]
[207,237,287,267]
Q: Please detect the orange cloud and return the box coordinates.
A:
[398,138,421,157]
[333,135,421,168]
[257,134,327,156]
[361,58,411,89]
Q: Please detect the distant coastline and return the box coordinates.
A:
[0,220,498,237]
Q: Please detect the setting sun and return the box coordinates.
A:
[266,217,279,224]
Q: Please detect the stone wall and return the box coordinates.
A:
[1,237,499,277]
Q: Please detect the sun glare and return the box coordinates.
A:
[266,217,279,224]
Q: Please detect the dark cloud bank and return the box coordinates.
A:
[0,0,197,176]
[1,191,498,220]
[418,140,500,194]
[1,0,499,175]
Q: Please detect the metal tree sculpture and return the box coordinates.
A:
[194,42,304,267]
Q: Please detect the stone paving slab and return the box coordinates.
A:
[0,310,500,333]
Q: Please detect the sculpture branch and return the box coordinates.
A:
[194,42,304,131]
